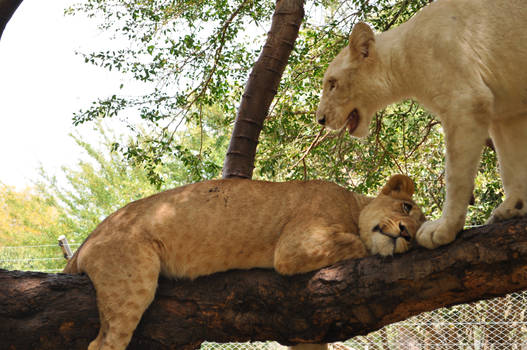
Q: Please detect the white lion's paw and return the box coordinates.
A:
[487,197,527,224]
[416,218,457,249]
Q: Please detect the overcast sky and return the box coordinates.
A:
[0,0,125,189]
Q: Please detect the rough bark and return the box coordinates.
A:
[2,217,527,350]
[0,0,22,40]
[222,0,304,179]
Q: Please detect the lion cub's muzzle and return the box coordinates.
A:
[373,224,411,241]
[373,222,415,255]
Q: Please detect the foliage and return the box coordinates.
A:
[0,184,69,271]
[0,185,66,245]
[66,0,271,185]
[67,0,503,226]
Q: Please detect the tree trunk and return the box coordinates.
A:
[222,0,304,179]
[2,217,527,350]
[0,0,22,40]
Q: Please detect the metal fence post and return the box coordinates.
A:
[58,235,73,260]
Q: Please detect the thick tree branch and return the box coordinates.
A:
[2,217,527,350]
[0,0,22,40]
[222,0,304,179]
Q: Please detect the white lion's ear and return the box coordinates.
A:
[381,175,415,199]
[349,22,375,59]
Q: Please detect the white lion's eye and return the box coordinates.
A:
[402,202,413,214]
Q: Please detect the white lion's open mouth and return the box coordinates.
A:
[346,109,360,134]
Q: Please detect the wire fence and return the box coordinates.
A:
[1,242,526,349]
[0,242,79,272]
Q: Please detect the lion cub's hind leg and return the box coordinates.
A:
[80,243,161,350]
[488,116,527,223]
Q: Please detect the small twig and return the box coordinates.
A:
[336,129,346,165]
[267,110,316,119]
[384,0,409,31]
[372,110,404,174]
[198,104,204,159]
[291,127,329,169]
[373,110,385,156]
[407,119,440,159]
[377,138,405,174]
[162,0,251,142]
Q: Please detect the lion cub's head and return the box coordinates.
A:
[360,175,426,256]
[316,22,388,137]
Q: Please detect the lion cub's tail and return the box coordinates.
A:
[62,233,92,273]
[62,251,81,273]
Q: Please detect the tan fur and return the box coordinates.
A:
[317,0,527,249]
[64,175,424,350]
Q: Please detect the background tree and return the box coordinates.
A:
[0,183,67,272]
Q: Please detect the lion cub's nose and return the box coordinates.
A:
[317,115,326,125]
[399,223,411,241]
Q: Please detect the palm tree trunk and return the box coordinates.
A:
[222,0,304,179]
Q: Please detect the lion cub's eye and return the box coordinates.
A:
[402,202,413,214]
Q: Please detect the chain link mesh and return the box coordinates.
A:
[201,292,527,350]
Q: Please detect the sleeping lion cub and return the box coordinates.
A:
[317,0,527,249]
[64,175,425,350]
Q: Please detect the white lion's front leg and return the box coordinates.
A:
[416,116,489,249]
[416,217,454,249]
[487,117,527,224]
[487,196,527,224]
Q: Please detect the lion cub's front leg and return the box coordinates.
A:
[274,220,367,275]
[274,219,366,350]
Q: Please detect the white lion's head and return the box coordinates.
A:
[316,22,389,138]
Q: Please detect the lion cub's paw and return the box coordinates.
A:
[487,197,527,224]
[416,218,457,249]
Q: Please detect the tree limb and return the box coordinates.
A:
[0,0,22,40]
[2,217,527,350]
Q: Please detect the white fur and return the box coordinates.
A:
[317,0,527,248]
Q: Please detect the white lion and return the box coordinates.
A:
[317,0,527,249]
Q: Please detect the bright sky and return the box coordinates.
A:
[0,0,125,188]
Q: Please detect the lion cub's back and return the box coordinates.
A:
[77,179,357,279]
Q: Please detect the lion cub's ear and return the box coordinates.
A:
[349,22,375,59]
[381,174,415,199]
